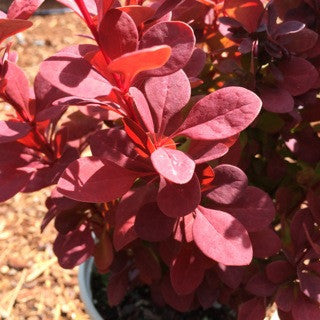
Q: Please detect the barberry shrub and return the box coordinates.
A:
[1,0,320,319]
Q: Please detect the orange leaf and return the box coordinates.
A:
[107,45,171,90]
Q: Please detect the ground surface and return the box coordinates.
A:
[0,12,91,320]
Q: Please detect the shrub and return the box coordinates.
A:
[1,0,320,319]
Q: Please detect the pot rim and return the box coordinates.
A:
[78,257,104,320]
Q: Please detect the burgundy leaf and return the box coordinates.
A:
[0,167,31,202]
[4,61,30,117]
[275,286,295,313]
[113,185,155,251]
[174,213,195,243]
[238,297,266,320]
[224,0,264,33]
[292,295,320,320]
[298,268,320,303]
[98,9,138,60]
[134,246,161,285]
[161,275,195,312]
[214,186,275,232]
[177,87,262,140]
[7,0,45,19]
[0,121,31,143]
[134,202,175,242]
[277,57,318,96]
[57,156,139,203]
[196,278,219,309]
[216,263,244,289]
[266,260,295,284]
[39,45,112,98]
[188,139,229,164]
[151,147,195,184]
[150,0,185,21]
[245,272,278,297]
[129,87,154,133]
[53,223,94,269]
[259,86,294,113]
[157,174,201,217]
[193,206,252,266]
[207,164,248,205]
[107,269,129,306]
[170,244,206,295]
[183,48,206,78]
[144,70,191,135]
[139,21,195,77]
[250,228,282,259]
[90,128,149,172]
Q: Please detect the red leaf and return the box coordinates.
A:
[196,278,219,309]
[160,275,195,312]
[157,174,201,217]
[94,228,114,273]
[215,186,275,232]
[98,9,138,60]
[144,70,191,135]
[0,19,32,44]
[134,202,175,242]
[151,147,195,184]
[118,5,155,26]
[0,121,31,143]
[193,206,253,266]
[207,164,248,205]
[122,117,155,156]
[107,45,172,90]
[139,21,195,77]
[238,297,266,320]
[224,0,264,33]
[7,0,45,19]
[177,87,262,140]
[57,156,139,203]
[53,224,94,269]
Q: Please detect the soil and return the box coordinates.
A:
[91,269,236,320]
